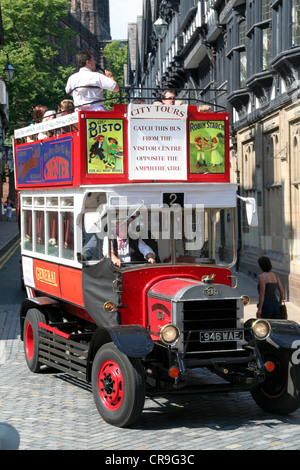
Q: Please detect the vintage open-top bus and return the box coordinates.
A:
[13,102,300,427]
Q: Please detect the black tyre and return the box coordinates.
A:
[23,308,46,373]
[92,343,145,427]
[251,347,300,415]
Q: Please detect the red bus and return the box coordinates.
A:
[13,102,300,427]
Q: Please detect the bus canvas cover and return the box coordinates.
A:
[82,258,121,326]
[16,137,73,185]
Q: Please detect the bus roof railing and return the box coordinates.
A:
[14,85,228,139]
[14,112,79,140]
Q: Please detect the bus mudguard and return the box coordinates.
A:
[86,324,154,381]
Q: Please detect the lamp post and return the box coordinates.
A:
[0,57,15,220]
[4,61,15,81]
[153,18,168,89]
[153,18,168,40]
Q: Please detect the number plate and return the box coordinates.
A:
[200,330,244,343]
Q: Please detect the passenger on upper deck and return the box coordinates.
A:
[131,98,145,104]
[59,99,74,115]
[65,50,119,111]
[37,110,56,140]
[197,104,212,112]
[161,89,176,105]
[33,105,48,123]
[57,99,78,134]
[26,105,48,142]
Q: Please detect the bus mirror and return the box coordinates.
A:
[84,212,102,233]
[238,196,258,227]
[245,198,258,227]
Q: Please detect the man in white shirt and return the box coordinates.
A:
[65,50,119,111]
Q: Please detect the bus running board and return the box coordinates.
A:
[38,323,90,381]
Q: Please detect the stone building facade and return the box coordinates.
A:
[127,0,300,305]
[60,0,111,66]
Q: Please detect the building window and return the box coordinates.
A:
[292,0,300,47]
[242,143,256,190]
[238,20,247,87]
[240,51,247,87]
[262,27,272,69]
[291,130,300,260]
[261,1,272,70]
[239,19,246,46]
[263,133,283,254]
[262,0,271,21]
[246,1,273,75]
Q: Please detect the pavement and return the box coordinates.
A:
[1,207,300,323]
[0,208,20,254]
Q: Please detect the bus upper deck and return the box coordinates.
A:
[13,103,230,189]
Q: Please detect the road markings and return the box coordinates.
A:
[0,239,20,270]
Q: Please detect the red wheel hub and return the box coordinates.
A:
[25,322,34,361]
[98,360,124,410]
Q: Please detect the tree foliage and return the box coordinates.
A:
[0,0,76,131]
[102,41,128,110]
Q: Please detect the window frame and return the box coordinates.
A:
[21,193,76,266]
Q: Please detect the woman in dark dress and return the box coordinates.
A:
[257,256,284,319]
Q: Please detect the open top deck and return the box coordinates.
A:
[13,104,230,189]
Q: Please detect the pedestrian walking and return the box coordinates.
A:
[5,200,12,221]
[257,256,284,319]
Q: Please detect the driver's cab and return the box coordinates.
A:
[82,190,238,269]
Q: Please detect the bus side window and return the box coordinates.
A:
[36,211,45,254]
[82,218,103,261]
[62,212,74,260]
[47,211,58,257]
[23,210,32,251]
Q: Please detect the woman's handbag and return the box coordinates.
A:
[279,302,287,320]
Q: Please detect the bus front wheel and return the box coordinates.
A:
[92,343,145,427]
[251,348,300,415]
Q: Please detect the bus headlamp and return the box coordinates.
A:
[252,319,271,340]
[241,295,250,306]
[159,324,180,345]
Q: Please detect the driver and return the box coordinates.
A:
[103,218,156,267]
